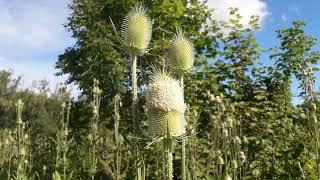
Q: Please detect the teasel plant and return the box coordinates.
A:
[146,69,187,180]
[205,94,248,180]
[0,129,15,178]
[300,66,319,178]
[166,28,194,180]
[110,3,152,179]
[14,99,31,180]
[54,101,73,180]
[87,79,101,180]
[113,93,123,180]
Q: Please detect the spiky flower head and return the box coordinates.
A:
[167,28,194,76]
[119,3,152,54]
[146,70,186,138]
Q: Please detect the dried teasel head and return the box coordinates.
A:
[217,156,225,165]
[225,117,234,128]
[110,3,152,55]
[234,136,241,145]
[224,174,232,180]
[146,70,186,139]
[167,28,194,76]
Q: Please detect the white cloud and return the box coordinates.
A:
[205,0,269,28]
[0,0,72,49]
[281,13,289,22]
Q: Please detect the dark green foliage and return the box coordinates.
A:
[2,1,320,179]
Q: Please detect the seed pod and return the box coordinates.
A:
[146,71,186,138]
[167,29,194,76]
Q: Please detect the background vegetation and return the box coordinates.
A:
[1,0,320,179]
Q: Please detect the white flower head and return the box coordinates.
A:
[146,70,187,138]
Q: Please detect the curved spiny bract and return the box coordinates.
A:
[121,3,152,55]
[167,29,194,76]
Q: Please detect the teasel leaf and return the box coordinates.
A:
[167,28,194,75]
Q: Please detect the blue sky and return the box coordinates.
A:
[0,0,319,99]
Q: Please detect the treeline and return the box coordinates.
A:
[1,0,320,179]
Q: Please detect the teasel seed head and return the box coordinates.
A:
[220,104,226,112]
[310,103,317,111]
[223,128,229,137]
[146,70,186,138]
[240,151,246,162]
[209,94,216,102]
[215,96,222,103]
[243,136,249,144]
[225,117,234,128]
[217,156,225,165]
[167,28,194,76]
[224,174,232,180]
[252,169,260,177]
[232,160,238,169]
[110,3,152,55]
[234,136,241,145]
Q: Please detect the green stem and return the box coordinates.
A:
[180,76,186,180]
[131,51,143,180]
[164,138,173,180]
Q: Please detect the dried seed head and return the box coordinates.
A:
[234,136,241,145]
[220,104,226,112]
[223,128,228,137]
[217,156,225,165]
[146,71,186,138]
[252,169,260,177]
[20,147,26,156]
[215,96,222,103]
[230,105,235,112]
[225,117,233,128]
[240,151,246,162]
[243,136,249,144]
[209,94,216,102]
[167,29,194,75]
[224,174,232,180]
[231,160,238,169]
[311,103,317,111]
[24,134,29,140]
[121,3,152,54]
